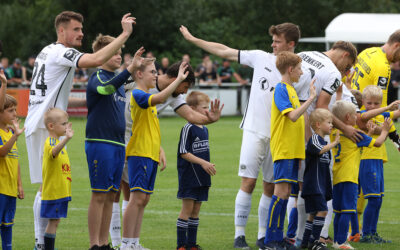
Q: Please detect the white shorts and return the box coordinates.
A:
[26,128,48,184]
[298,160,305,182]
[121,160,129,183]
[238,130,274,183]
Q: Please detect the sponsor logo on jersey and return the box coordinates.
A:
[377,76,388,90]
[330,79,341,92]
[63,49,79,62]
[259,77,269,90]
[192,140,209,153]
[195,137,200,141]
[240,164,246,170]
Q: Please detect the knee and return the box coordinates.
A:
[263,182,274,196]
[241,178,256,193]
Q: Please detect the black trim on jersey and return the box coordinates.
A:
[238,50,241,64]
[174,103,187,112]
[54,67,72,107]
[321,88,334,95]
[75,53,84,68]
[299,99,307,103]
[155,78,161,92]
[318,51,330,58]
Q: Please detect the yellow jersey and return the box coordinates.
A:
[0,128,19,197]
[331,129,375,185]
[126,89,160,162]
[351,47,391,106]
[271,82,305,161]
[42,137,72,201]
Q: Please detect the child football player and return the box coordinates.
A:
[41,108,73,250]
[121,60,189,250]
[0,94,24,250]
[263,51,316,250]
[176,91,216,250]
[301,108,340,250]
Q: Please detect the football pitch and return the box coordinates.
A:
[13,116,400,249]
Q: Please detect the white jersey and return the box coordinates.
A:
[124,82,186,144]
[329,84,359,111]
[25,43,83,136]
[294,51,341,114]
[239,50,281,138]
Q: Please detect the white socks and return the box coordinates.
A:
[110,202,122,246]
[121,237,138,248]
[296,192,306,240]
[234,189,252,238]
[33,191,48,246]
[258,194,271,239]
[320,199,333,238]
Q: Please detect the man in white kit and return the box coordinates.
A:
[25,10,136,249]
[180,23,301,249]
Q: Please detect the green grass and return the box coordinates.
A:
[12,117,400,249]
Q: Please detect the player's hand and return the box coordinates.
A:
[382,117,392,132]
[366,120,376,136]
[343,125,364,143]
[177,61,189,82]
[0,69,7,85]
[344,70,355,89]
[159,147,166,171]
[309,79,317,100]
[205,99,224,123]
[17,185,24,199]
[128,47,145,73]
[387,100,400,111]
[65,122,74,139]
[121,13,136,35]
[11,119,25,136]
[179,25,196,42]
[201,162,216,176]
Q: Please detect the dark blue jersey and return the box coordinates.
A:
[85,69,130,146]
[302,133,332,200]
[177,123,211,189]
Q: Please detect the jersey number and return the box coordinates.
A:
[334,143,341,162]
[31,62,47,96]
[351,67,364,90]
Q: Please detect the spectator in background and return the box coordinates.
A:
[389,61,400,106]
[218,59,247,84]
[73,68,89,83]
[7,58,25,85]
[199,60,220,85]
[118,52,132,73]
[237,64,252,85]
[146,51,160,71]
[182,53,191,64]
[195,54,212,78]
[24,55,36,83]
[158,57,170,75]
[0,57,10,79]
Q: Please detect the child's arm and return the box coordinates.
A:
[181,153,216,176]
[360,100,400,122]
[286,79,317,122]
[0,119,24,157]
[151,62,189,105]
[372,118,392,147]
[51,123,73,158]
[0,69,7,110]
[319,130,340,154]
[17,163,24,199]
[159,146,166,171]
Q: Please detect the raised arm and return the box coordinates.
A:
[176,99,223,125]
[51,123,73,157]
[360,100,400,122]
[78,14,136,68]
[320,130,340,154]
[373,118,391,147]
[286,80,316,122]
[0,69,7,110]
[0,119,24,157]
[180,25,238,61]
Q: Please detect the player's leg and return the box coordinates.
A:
[319,199,333,244]
[0,194,16,250]
[187,201,202,249]
[177,199,194,249]
[109,187,122,248]
[99,191,117,246]
[1,225,12,250]
[295,161,307,247]
[235,130,265,249]
[88,192,107,247]
[310,203,328,248]
[335,182,357,247]
[27,129,48,249]
[286,186,298,243]
[44,219,60,250]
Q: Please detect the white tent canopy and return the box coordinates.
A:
[300,13,400,48]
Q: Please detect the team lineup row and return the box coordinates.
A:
[0,9,400,250]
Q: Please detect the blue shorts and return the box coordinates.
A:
[333,182,357,214]
[41,197,70,219]
[273,159,299,184]
[0,194,16,227]
[304,195,328,214]
[128,156,158,194]
[290,182,300,198]
[85,142,125,193]
[359,159,384,198]
[177,186,209,202]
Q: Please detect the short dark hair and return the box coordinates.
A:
[166,61,195,86]
[331,41,358,65]
[269,23,301,46]
[54,11,84,30]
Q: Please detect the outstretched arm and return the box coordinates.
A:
[176,99,223,124]
[78,13,136,68]
[180,25,238,61]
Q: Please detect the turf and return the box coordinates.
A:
[12,116,400,249]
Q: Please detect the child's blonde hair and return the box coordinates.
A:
[0,94,17,112]
[186,91,210,107]
[331,100,356,122]
[362,85,383,101]
[275,51,302,75]
[44,108,68,129]
[309,108,332,131]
